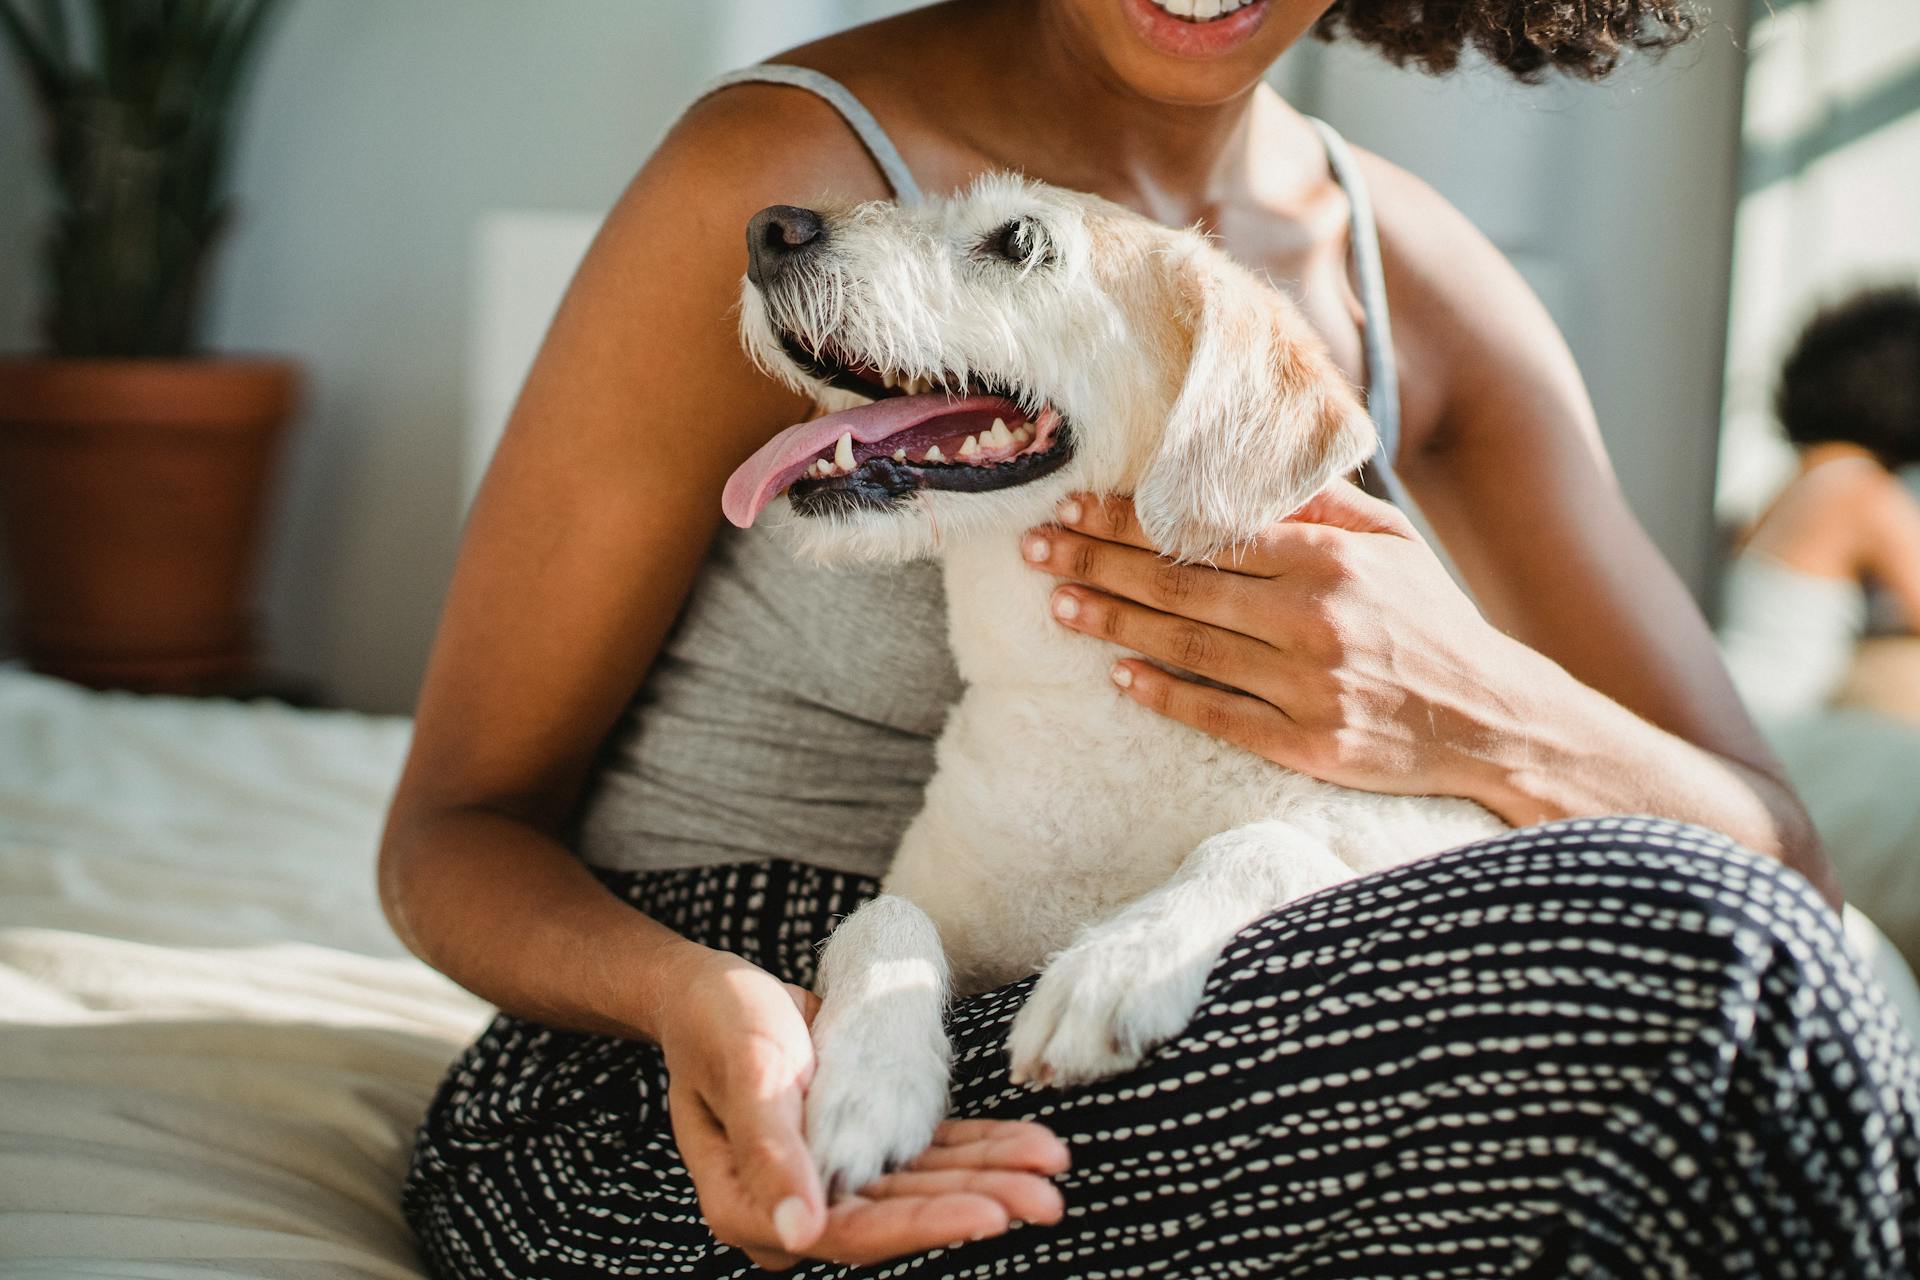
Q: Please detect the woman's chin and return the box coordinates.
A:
[1056,0,1306,106]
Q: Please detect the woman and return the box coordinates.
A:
[383,1,1920,1275]
[1721,286,1920,725]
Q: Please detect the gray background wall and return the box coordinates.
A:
[0,0,1747,713]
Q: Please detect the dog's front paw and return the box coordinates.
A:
[1006,928,1215,1090]
[807,1007,950,1199]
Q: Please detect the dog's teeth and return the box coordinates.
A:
[1013,424,1033,444]
[958,435,981,459]
[923,445,946,464]
[987,418,1013,448]
[880,371,896,389]
[893,448,907,462]
[834,432,856,472]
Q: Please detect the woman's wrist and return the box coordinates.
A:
[1451,640,1830,902]
[1450,637,1629,828]
[604,931,727,1046]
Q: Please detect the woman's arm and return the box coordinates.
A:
[379,87,831,1040]
[380,86,1064,1265]
[1370,159,1829,895]
[1019,154,1837,905]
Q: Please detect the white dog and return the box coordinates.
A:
[724,175,1506,1197]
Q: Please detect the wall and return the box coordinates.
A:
[0,1,1746,712]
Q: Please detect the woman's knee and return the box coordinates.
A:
[1458,815,1835,945]
[1216,815,1840,997]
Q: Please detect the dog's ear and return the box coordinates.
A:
[1134,251,1378,563]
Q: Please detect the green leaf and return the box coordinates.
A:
[32,0,68,66]
[22,0,291,355]
[0,0,68,103]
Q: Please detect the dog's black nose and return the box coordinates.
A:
[746,205,826,291]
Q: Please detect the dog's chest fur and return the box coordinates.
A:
[877,536,1505,995]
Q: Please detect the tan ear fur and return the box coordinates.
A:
[1134,249,1378,563]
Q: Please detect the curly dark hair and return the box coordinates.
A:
[1776,286,1920,469]
[1314,0,1698,82]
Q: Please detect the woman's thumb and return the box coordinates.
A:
[1287,479,1413,537]
[734,1085,825,1250]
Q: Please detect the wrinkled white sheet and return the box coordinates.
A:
[0,670,491,1279]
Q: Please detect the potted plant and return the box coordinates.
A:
[0,0,294,692]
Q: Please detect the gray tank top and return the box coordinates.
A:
[573,67,1406,878]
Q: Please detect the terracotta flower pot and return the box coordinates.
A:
[0,357,299,692]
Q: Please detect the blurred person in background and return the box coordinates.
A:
[1722,285,1920,727]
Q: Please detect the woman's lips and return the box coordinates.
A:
[1122,0,1273,58]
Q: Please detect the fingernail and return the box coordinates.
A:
[1051,591,1079,621]
[1023,534,1049,563]
[1110,663,1132,688]
[773,1196,810,1250]
[1056,499,1082,524]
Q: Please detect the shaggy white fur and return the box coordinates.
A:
[733,174,1507,1197]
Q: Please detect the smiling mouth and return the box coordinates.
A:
[1143,0,1260,19]
[720,334,1077,527]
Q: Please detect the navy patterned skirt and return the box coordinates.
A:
[405,818,1920,1278]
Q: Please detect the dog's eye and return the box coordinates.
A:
[978,218,1046,267]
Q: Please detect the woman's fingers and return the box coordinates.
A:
[1047,585,1300,704]
[1283,479,1415,538]
[725,1070,826,1252]
[816,1190,1012,1265]
[1110,658,1301,764]
[669,1086,800,1256]
[1054,483,1411,547]
[763,1120,1070,1265]
[783,981,822,1025]
[911,1119,1071,1174]
[1024,527,1268,636]
[684,1072,1021,1267]
[1052,493,1159,551]
[857,1168,1066,1225]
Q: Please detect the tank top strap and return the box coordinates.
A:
[696,65,924,206]
[1308,117,1410,510]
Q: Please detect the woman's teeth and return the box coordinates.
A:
[1147,0,1251,19]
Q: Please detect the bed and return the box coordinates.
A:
[0,669,489,1277]
[4,666,1919,1277]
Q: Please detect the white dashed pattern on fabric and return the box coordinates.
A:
[405,819,1920,1278]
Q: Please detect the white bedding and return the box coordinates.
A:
[0,670,491,1279]
[4,668,1918,1278]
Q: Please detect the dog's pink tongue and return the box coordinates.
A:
[722,394,1003,528]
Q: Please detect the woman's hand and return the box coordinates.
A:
[658,947,1070,1270]
[1020,483,1546,813]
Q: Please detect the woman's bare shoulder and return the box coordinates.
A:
[645,78,901,214]
[1349,148,1596,455]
